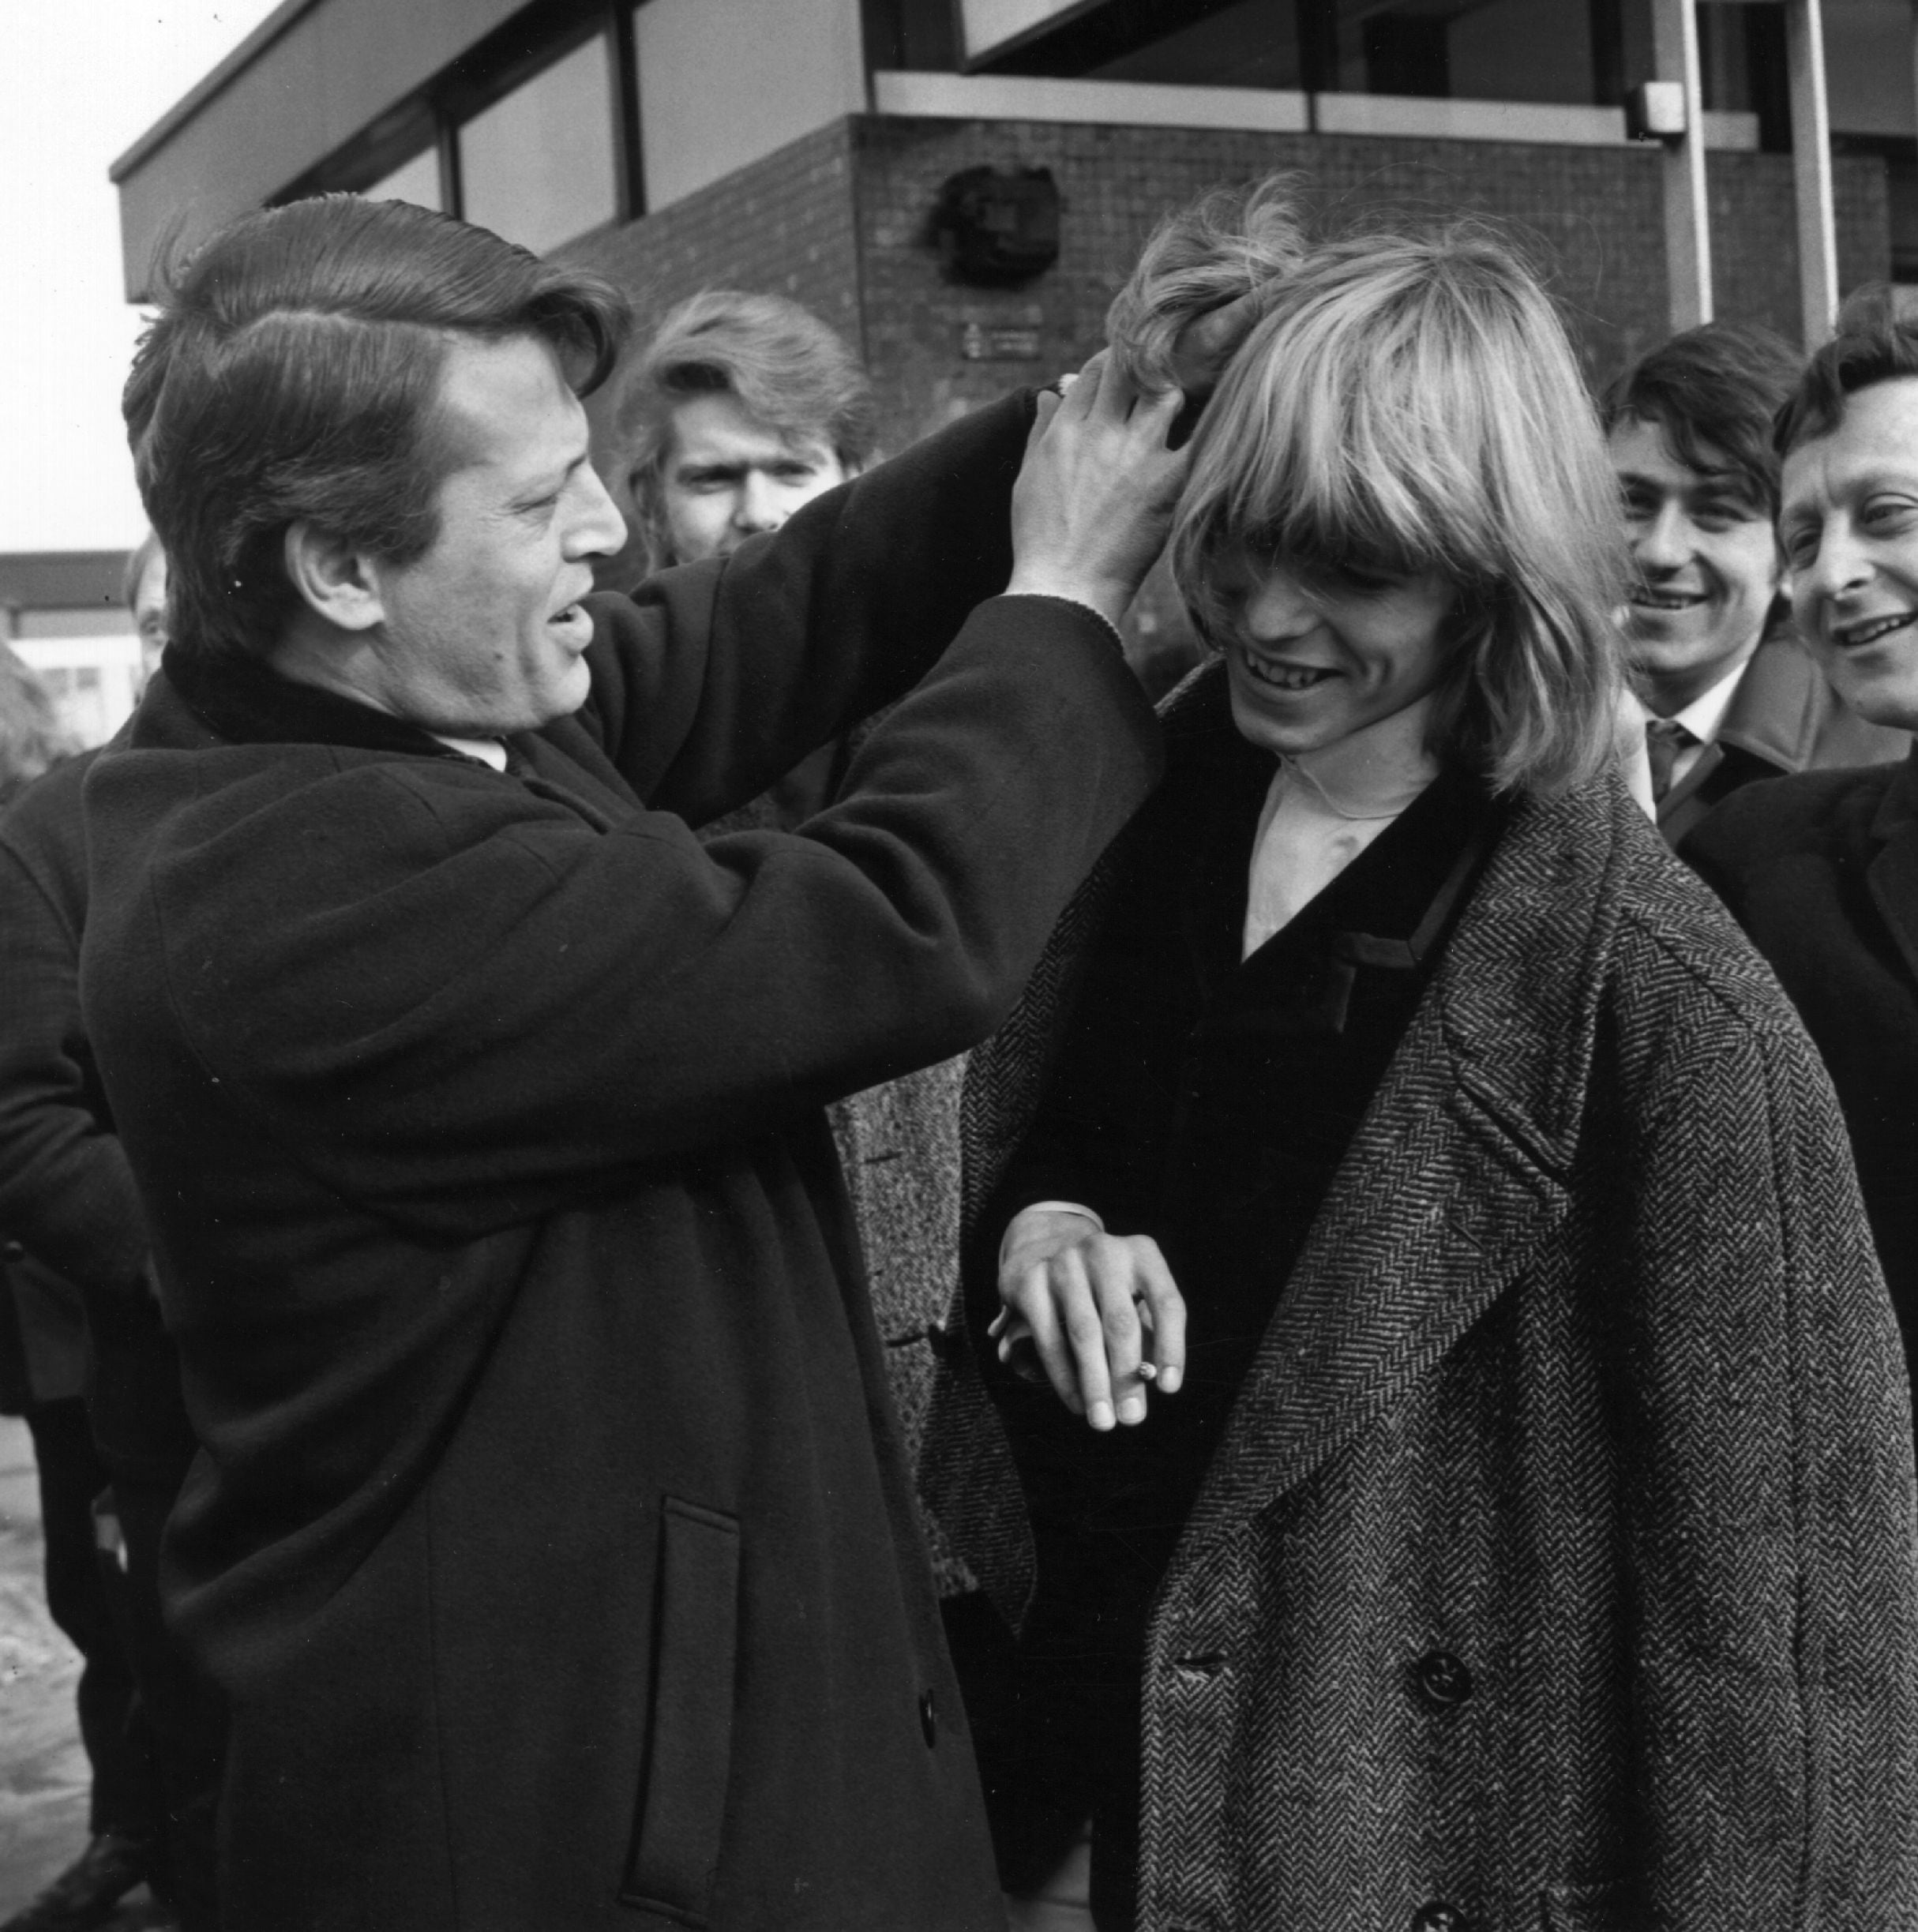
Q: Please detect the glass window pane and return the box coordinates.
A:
[368,146,442,212]
[1324,0,1596,101]
[1088,1,1303,89]
[460,35,616,255]
[997,0,1603,102]
[961,0,1083,63]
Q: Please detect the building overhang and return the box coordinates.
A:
[108,0,531,300]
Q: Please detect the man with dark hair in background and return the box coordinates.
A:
[1603,321,1905,844]
[0,557,221,1932]
[1687,283,1918,1428]
[79,193,1211,1929]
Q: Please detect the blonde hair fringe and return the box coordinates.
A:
[1114,195,1627,797]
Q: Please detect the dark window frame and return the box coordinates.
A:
[958,0,1675,108]
[276,0,645,238]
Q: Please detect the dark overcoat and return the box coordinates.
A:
[76,396,1162,1932]
[1654,626,1906,846]
[0,748,195,1474]
[924,669,1918,1930]
[1684,748,1918,1401]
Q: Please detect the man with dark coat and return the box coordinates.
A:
[79,194,1188,1930]
[0,737,223,1932]
[1687,287,1918,1412]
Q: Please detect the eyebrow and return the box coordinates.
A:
[516,448,591,499]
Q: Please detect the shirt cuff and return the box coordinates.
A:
[1015,593,1128,656]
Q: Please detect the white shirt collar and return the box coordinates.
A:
[1665,656,1751,748]
[1241,694,1442,959]
[430,733,509,771]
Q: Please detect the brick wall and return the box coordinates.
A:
[561,118,864,469]
[852,117,1890,451]
[564,118,864,342]
[561,110,1889,487]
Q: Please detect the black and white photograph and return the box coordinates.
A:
[3,1,1918,1926]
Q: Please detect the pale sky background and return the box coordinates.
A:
[1,0,284,556]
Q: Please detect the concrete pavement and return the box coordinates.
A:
[0,1414,166,1923]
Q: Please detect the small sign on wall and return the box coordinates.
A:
[961,322,1043,360]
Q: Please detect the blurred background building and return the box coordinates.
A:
[105,0,1917,563]
[0,553,141,748]
[81,0,1908,695]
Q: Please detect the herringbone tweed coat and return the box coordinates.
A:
[921,674,1918,1930]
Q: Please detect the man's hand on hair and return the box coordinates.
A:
[1165,284,1273,402]
[1008,351,1190,627]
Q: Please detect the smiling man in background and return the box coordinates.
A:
[1687,286,1918,1431]
[1603,321,1904,844]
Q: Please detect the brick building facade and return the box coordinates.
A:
[565,111,1890,459]
[114,0,1909,455]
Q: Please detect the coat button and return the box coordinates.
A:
[919,1690,938,1747]
[1413,1650,1473,1709]
[1410,1904,1471,1932]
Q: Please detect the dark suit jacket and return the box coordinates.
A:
[0,750,137,1414]
[925,667,1918,1930]
[0,749,194,1473]
[1657,629,1908,846]
[79,392,1162,1932]
[1684,749,1918,1396]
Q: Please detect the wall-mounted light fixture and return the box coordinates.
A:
[1625,79,1688,143]
[931,165,1060,285]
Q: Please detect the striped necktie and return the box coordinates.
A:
[1644,717,1696,805]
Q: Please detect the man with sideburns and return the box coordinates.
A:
[80,194,1201,1929]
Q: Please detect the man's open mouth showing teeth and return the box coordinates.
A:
[1834,611,1918,648]
[1241,650,1336,692]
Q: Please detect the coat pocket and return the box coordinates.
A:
[621,1499,741,1925]
[1538,1879,1638,1931]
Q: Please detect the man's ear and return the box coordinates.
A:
[283,521,385,634]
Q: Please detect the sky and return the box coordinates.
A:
[1,0,285,556]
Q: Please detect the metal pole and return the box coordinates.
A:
[1786,0,1838,344]
[1652,0,1712,327]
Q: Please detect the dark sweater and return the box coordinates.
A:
[971,681,1499,1923]
[78,393,1162,1932]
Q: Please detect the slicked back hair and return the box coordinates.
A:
[126,195,631,661]
[1171,219,1627,798]
[614,291,877,573]
[1775,283,1918,458]
[1601,321,1802,516]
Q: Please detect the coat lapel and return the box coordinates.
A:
[1868,754,1918,992]
[1177,778,1628,1555]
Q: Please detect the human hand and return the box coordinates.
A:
[1008,352,1189,628]
[1163,283,1272,409]
[990,1205,1186,1431]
